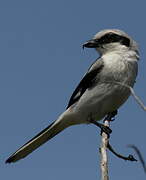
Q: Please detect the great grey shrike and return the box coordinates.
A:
[6,29,139,163]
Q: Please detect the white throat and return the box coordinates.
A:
[96,43,139,61]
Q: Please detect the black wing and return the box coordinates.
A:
[66,60,104,109]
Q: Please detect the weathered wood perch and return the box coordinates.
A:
[100,119,110,180]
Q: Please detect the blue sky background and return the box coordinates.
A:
[1,0,146,179]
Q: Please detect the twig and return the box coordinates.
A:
[128,145,146,173]
[100,120,110,180]
[108,143,137,161]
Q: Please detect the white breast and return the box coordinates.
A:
[103,53,125,71]
[102,52,138,86]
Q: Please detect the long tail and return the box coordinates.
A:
[6,113,71,163]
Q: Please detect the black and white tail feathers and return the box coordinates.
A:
[6,115,69,163]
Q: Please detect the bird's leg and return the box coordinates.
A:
[99,110,117,137]
[89,114,112,136]
[92,120,112,135]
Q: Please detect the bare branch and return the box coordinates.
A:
[100,120,110,180]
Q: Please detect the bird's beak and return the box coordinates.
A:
[82,39,99,49]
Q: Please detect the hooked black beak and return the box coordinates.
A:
[82,39,99,49]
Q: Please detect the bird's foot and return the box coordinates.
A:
[99,123,112,135]
[90,119,112,136]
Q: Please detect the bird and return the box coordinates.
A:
[6,29,139,163]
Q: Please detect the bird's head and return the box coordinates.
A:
[83,29,139,56]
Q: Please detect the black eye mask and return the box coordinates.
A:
[98,33,130,47]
